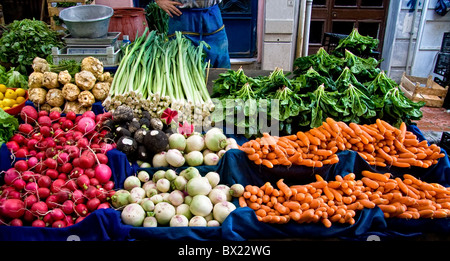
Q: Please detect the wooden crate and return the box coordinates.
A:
[47,0,95,30]
[399,72,449,107]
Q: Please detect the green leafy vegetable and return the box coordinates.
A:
[333,28,379,57]
[0,19,63,74]
[0,108,19,147]
[0,65,28,89]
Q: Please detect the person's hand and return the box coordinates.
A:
[155,0,183,18]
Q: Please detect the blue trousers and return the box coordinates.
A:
[168,4,231,68]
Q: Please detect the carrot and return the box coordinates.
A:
[326,118,341,133]
[378,204,397,213]
[361,170,390,182]
[361,177,380,190]
[310,128,327,141]
[261,159,274,168]
[375,119,386,135]
[283,201,301,211]
[305,132,321,146]
[288,210,302,222]
[297,209,315,223]
[239,197,247,207]
[274,202,290,215]
[296,131,310,148]
[241,147,256,155]
[276,179,292,199]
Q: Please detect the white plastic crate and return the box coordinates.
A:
[51,46,120,68]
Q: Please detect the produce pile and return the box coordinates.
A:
[240,118,445,169]
[0,106,116,227]
[0,85,27,111]
[28,56,112,114]
[103,29,213,128]
[0,19,64,75]
[212,48,424,137]
[240,171,450,226]
[115,168,243,227]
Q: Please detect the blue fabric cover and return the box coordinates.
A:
[168,4,231,68]
[0,125,449,240]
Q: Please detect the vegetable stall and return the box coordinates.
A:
[0,6,448,243]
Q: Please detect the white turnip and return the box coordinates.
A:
[124,175,141,191]
[205,171,220,188]
[156,178,170,193]
[173,175,188,191]
[137,170,150,183]
[185,151,203,166]
[143,216,157,227]
[152,170,166,183]
[203,153,220,166]
[168,190,184,207]
[185,134,205,153]
[229,183,245,197]
[204,128,228,152]
[188,216,207,227]
[121,203,146,227]
[179,167,200,180]
[152,152,169,167]
[170,214,189,227]
[189,195,213,217]
[176,204,192,219]
[164,169,177,181]
[140,198,155,212]
[208,188,228,205]
[128,187,146,204]
[214,185,232,201]
[111,189,131,208]
[213,201,236,224]
[154,202,175,225]
[187,177,212,196]
[165,149,185,167]
[169,133,186,151]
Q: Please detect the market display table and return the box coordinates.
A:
[0,124,448,241]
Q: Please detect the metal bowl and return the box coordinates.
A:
[59,5,114,38]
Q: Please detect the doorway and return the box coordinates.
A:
[308,0,390,55]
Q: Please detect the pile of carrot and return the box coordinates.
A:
[239,171,450,227]
[240,118,446,169]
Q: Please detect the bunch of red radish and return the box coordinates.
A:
[0,106,117,228]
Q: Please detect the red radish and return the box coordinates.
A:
[4,168,19,186]
[38,110,48,117]
[72,189,85,204]
[94,164,112,184]
[24,194,38,208]
[103,180,115,191]
[31,132,43,141]
[32,219,46,227]
[43,213,53,225]
[44,158,57,169]
[77,117,96,134]
[66,145,80,159]
[79,155,95,169]
[77,137,89,149]
[23,211,35,223]
[57,152,70,165]
[100,143,114,154]
[96,153,108,164]
[35,151,45,160]
[38,116,52,127]
[45,169,59,180]
[18,123,34,135]
[53,128,64,138]
[49,111,61,120]
[55,136,66,145]
[37,187,50,199]
[50,208,65,220]
[50,178,65,193]
[0,199,25,219]
[74,203,88,217]
[28,156,38,168]
[52,220,66,228]
[84,186,98,199]
[25,182,38,192]
[97,202,110,209]
[69,167,83,178]
[62,120,74,131]
[45,147,57,158]
[84,168,95,179]
[62,200,74,215]
[66,111,76,121]
[20,106,38,123]
[6,141,20,152]
[86,197,101,212]
[52,122,61,131]
[72,158,81,168]
[40,126,52,137]
[64,179,78,191]
[60,163,73,174]
[15,148,29,158]
[89,178,99,187]
[31,201,48,216]
[38,175,52,188]
[64,215,74,226]
[55,189,71,203]
[7,190,21,199]
[75,216,85,224]
[13,179,26,190]
[26,138,39,150]
[33,162,47,174]
[42,137,56,148]
[76,174,90,190]
[29,150,37,157]
[11,133,25,144]
[1,186,16,198]
[14,160,28,172]
[20,171,36,183]
[82,111,96,120]
[10,218,23,226]
[45,195,59,209]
